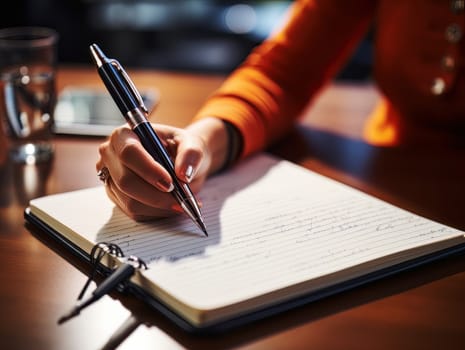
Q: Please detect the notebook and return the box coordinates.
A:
[24,153,465,332]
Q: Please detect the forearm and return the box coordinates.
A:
[192,0,374,158]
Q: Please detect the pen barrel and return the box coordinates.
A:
[93,263,135,297]
[132,120,176,177]
[98,63,138,115]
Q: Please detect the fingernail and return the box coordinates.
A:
[157,179,174,192]
[184,165,194,183]
[171,203,184,213]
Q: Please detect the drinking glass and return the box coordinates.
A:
[0,27,59,164]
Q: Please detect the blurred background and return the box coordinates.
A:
[3,0,373,80]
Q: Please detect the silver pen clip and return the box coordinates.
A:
[110,59,149,114]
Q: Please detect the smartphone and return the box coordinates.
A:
[53,87,158,136]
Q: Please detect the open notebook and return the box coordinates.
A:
[25,153,465,332]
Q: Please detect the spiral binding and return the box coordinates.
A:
[58,241,149,325]
[77,242,147,301]
[77,242,120,300]
[125,254,148,270]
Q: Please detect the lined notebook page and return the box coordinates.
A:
[29,153,465,321]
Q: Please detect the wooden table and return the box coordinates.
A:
[1,66,464,350]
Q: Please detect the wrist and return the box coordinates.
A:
[217,120,242,173]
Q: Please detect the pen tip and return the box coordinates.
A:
[196,220,208,237]
[199,221,208,237]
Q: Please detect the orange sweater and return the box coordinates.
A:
[194,0,465,158]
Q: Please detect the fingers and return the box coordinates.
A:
[96,123,209,220]
[104,175,182,221]
[153,124,206,184]
[104,126,174,192]
[98,125,177,219]
[174,134,204,183]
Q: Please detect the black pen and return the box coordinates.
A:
[89,43,208,236]
[58,263,135,324]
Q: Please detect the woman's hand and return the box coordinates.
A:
[96,117,229,221]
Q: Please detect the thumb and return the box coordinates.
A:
[174,134,207,183]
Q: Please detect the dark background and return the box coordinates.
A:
[2,0,373,79]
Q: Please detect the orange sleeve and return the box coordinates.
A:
[192,0,375,158]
